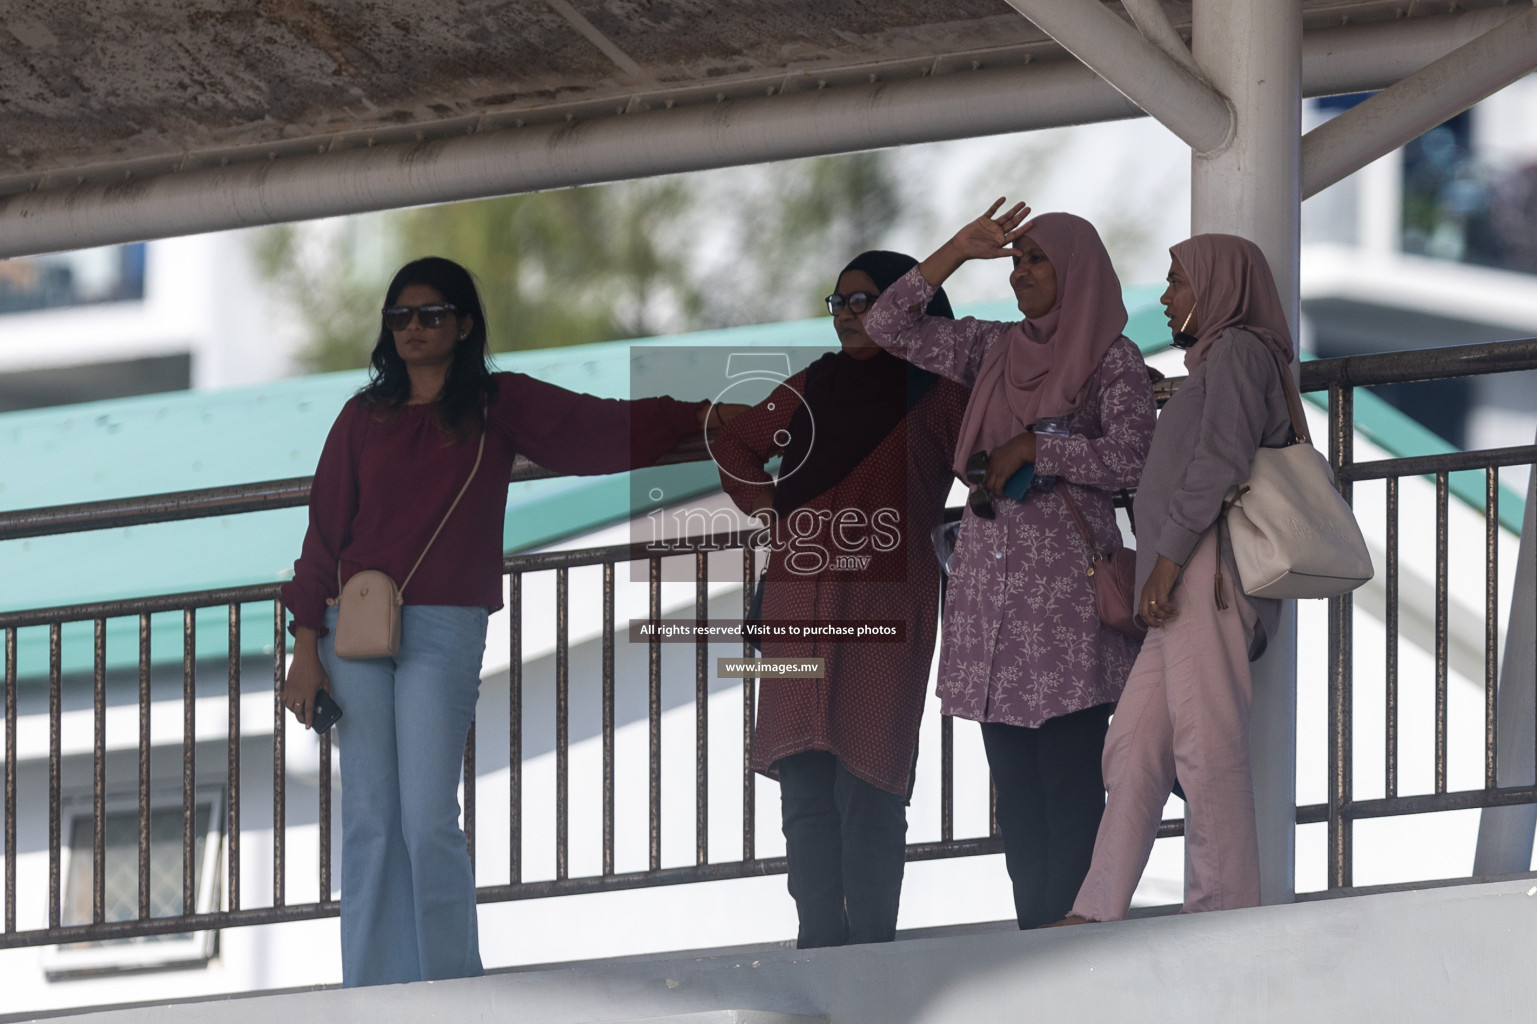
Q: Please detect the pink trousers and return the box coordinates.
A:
[1070,529,1260,920]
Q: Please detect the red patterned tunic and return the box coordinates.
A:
[713,368,969,797]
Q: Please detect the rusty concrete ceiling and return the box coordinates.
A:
[0,0,1517,200]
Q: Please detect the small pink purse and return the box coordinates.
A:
[1060,488,1146,642]
[328,420,486,659]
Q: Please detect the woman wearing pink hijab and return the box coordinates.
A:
[864,202,1156,928]
[1059,233,1296,923]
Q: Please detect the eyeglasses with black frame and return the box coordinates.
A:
[381,303,460,331]
[825,291,879,316]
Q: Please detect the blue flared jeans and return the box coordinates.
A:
[319,604,489,987]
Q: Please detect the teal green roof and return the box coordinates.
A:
[0,289,1172,615]
[1296,358,1526,535]
[10,284,1514,675]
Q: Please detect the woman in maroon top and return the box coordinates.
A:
[280,257,718,987]
[712,251,969,947]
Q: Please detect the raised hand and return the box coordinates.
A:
[920,198,1032,287]
[951,198,1033,261]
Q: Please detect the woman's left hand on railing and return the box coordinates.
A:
[283,627,330,730]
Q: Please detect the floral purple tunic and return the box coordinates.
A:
[864,267,1157,728]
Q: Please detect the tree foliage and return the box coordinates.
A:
[690,152,905,327]
[392,178,700,354]
[252,218,391,373]
[254,151,906,373]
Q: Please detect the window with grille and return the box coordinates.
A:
[45,788,224,979]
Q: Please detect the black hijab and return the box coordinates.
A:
[772,251,952,516]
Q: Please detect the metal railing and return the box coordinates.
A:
[0,527,1064,950]
[1,337,1534,949]
[1298,339,1537,889]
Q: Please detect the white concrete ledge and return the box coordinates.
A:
[620,1008,823,1014]
[17,876,1537,1024]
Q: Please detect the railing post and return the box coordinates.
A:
[602,562,616,877]
[272,601,287,909]
[138,614,151,921]
[648,556,662,872]
[1327,383,1355,890]
[93,618,107,925]
[3,628,15,935]
[228,604,242,913]
[48,624,61,930]
[1474,431,1537,874]
[556,567,569,881]
[695,551,709,867]
[741,546,756,864]
[508,572,522,887]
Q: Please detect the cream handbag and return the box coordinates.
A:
[1221,349,1373,600]
[329,419,486,659]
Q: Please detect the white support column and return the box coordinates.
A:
[1191,0,1303,907]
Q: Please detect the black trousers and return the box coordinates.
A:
[980,702,1113,929]
[775,750,908,948]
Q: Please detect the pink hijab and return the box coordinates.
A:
[952,213,1127,476]
[1171,233,1294,370]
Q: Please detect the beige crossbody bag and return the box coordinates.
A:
[1219,349,1373,601]
[328,417,487,659]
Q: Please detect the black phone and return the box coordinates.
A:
[311,689,344,734]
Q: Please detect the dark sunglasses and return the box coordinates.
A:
[964,450,995,520]
[825,291,878,316]
[381,303,459,331]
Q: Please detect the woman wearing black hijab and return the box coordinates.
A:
[713,251,970,947]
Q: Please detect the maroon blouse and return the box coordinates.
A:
[283,372,704,635]
[713,368,969,797]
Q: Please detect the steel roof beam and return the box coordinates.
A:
[544,0,649,80]
[0,9,1521,259]
[1122,0,1202,76]
[1302,4,1537,198]
[1003,0,1233,154]
[0,59,1147,259]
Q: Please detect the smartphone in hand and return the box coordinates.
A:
[311,689,344,734]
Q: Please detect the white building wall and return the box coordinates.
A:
[0,230,301,392]
[1472,73,1537,167]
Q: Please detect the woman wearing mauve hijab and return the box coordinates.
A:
[864,203,1156,929]
[1061,233,1295,924]
[712,251,969,948]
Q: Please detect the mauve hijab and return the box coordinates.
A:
[951,213,1128,477]
[1171,233,1294,370]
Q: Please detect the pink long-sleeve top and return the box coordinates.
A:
[282,372,704,635]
